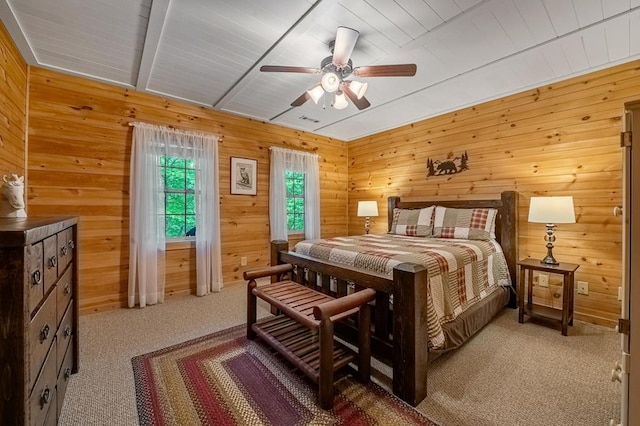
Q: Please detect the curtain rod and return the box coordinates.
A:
[128,121,223,140]
[269,146,320,158]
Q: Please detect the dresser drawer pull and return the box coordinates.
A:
[40,324,50,342]
[64,283,72,294]
[48,255,57,268]
[68,239,75,249]
[64,325,72,338]
[64,367,72,380]
[60,246,68,256]
[40,387,51,407]
[32,270,42,286]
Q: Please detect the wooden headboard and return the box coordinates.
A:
[387,191,519,306]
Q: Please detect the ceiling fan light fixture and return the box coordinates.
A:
[349,80,368,99]
[321,72,340,92]
[307,85,324,104]
[333,91,348,109]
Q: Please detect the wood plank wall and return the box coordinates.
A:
[0,20,27,178]
[348,60,640,326]
[26,67,348,314]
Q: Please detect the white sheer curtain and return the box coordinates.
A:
[269,147,321,241]
[128,122,222,308]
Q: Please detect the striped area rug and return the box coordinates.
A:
[132,324,437,425]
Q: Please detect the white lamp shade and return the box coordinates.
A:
[349,80,368,99]
[307,84,324,104]
[528,196,576,224]
[357,201,378,217]
[333,91,348,109]
[321,72,340,92]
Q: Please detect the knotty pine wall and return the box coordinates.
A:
[0,20,26,178]
[26,67,348,314]
[348,61,640,326]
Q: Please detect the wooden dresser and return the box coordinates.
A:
[0,217,79,425]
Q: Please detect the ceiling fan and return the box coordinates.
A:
[260,26,417,111]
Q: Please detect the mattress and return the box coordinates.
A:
[295,233,511,349]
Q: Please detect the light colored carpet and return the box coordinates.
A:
[58,282,621,425]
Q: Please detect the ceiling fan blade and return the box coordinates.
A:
[290,91,310,107]
[353,64,417,77]
[332,26,359,68]
[343,85,371,110]
[260,65,320,74]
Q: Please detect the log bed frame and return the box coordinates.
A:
[270,191,518,406]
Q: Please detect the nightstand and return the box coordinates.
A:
[517,258,580,335]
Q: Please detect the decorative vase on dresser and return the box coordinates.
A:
[0,217,79,425]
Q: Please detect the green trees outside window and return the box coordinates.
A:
[161,155,196,238]
[286,171,305,233]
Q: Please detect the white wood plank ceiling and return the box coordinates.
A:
[2,0,640,141]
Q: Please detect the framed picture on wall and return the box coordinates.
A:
[230,157,257,195]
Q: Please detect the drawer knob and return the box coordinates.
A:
[40,324,50,342]
[32,270,42,286]
[40,387,51,407]
[64,283,72,294]
[68,239,75,249]
[64,367,72,380]
[64,325,72,337]
[49,255,57,268]
[60,245,68,256]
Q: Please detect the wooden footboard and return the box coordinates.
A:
[271,240,428,406]
[268,191,518,407]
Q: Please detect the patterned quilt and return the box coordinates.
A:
[294,234,511,350]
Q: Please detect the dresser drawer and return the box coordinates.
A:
[56,303,73,370]
[29,290,57,390]
[29,342,57,426]
[57,227,74,273]
[43,235,58,294]
[56,265,73,326]
[43,392,57,426]
[56,339,74,420]
[27,242,44,315]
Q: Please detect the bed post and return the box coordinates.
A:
[271,240,289,283]
[392,262,429,406]
[500,191,519,308]
[388,196,400,231]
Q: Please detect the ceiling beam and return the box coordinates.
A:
[136,0,171,90]
[0,0,38,64]
[213,0,337,110]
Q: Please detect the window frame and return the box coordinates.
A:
[285,170,305,235]
[161,155,196,240]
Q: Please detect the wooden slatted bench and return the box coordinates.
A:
[244,263,376,409]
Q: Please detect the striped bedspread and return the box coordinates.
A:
[294,234,511,349]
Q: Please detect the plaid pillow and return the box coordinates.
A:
[390,206,435,237]
[432,206,497,240]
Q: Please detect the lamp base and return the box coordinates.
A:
[540,255,559,266]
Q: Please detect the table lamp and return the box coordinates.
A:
[528,196,576,265]
[357,201,378,234]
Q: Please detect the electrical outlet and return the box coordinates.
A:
[577,281,589,295]
[240,256,247,266]
[538,273,549,288]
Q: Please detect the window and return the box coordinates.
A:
[285,171,305,233]
[161,155,196,238]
